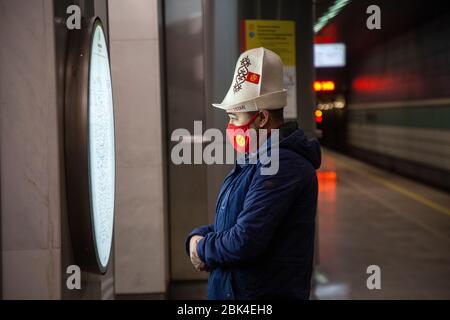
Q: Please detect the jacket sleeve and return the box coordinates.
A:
[196,153,308,268]
[184,224,214,256]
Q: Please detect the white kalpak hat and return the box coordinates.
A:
[212,47,287,113]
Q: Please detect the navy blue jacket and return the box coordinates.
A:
[185,122,321,299]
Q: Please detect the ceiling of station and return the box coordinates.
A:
[314,0,450,59]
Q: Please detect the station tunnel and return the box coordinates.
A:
[0,0,449,300]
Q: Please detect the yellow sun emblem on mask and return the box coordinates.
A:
[235,134,246,147]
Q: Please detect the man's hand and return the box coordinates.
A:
[189,235,209,272]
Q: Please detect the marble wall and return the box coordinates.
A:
[0,0,169,298]
[0,0,61,299]
[108,0,169,296]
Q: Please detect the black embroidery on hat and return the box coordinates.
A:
[233,56,251,93]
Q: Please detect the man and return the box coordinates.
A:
[185,47,321,299]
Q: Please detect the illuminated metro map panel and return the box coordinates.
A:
[88,23,115,269]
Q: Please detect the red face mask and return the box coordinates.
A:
[226,112,260,153]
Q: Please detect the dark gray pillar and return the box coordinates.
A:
[295,0,316,138]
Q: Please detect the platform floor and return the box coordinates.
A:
[170,148,450,299]
[315,148,450,299]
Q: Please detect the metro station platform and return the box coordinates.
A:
[170,148,450,300]
[315,148,450,299]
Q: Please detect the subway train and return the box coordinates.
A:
[314,9,450,192]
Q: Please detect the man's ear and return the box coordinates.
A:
[259,110,270,128]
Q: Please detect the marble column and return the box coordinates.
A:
[0,0,61,299]
[108,0,169,297]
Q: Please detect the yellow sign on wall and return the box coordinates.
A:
[242,20,296,66]
[242,19,297,118]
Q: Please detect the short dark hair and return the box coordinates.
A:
[249,108,284,122]
[268,108,284,122]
